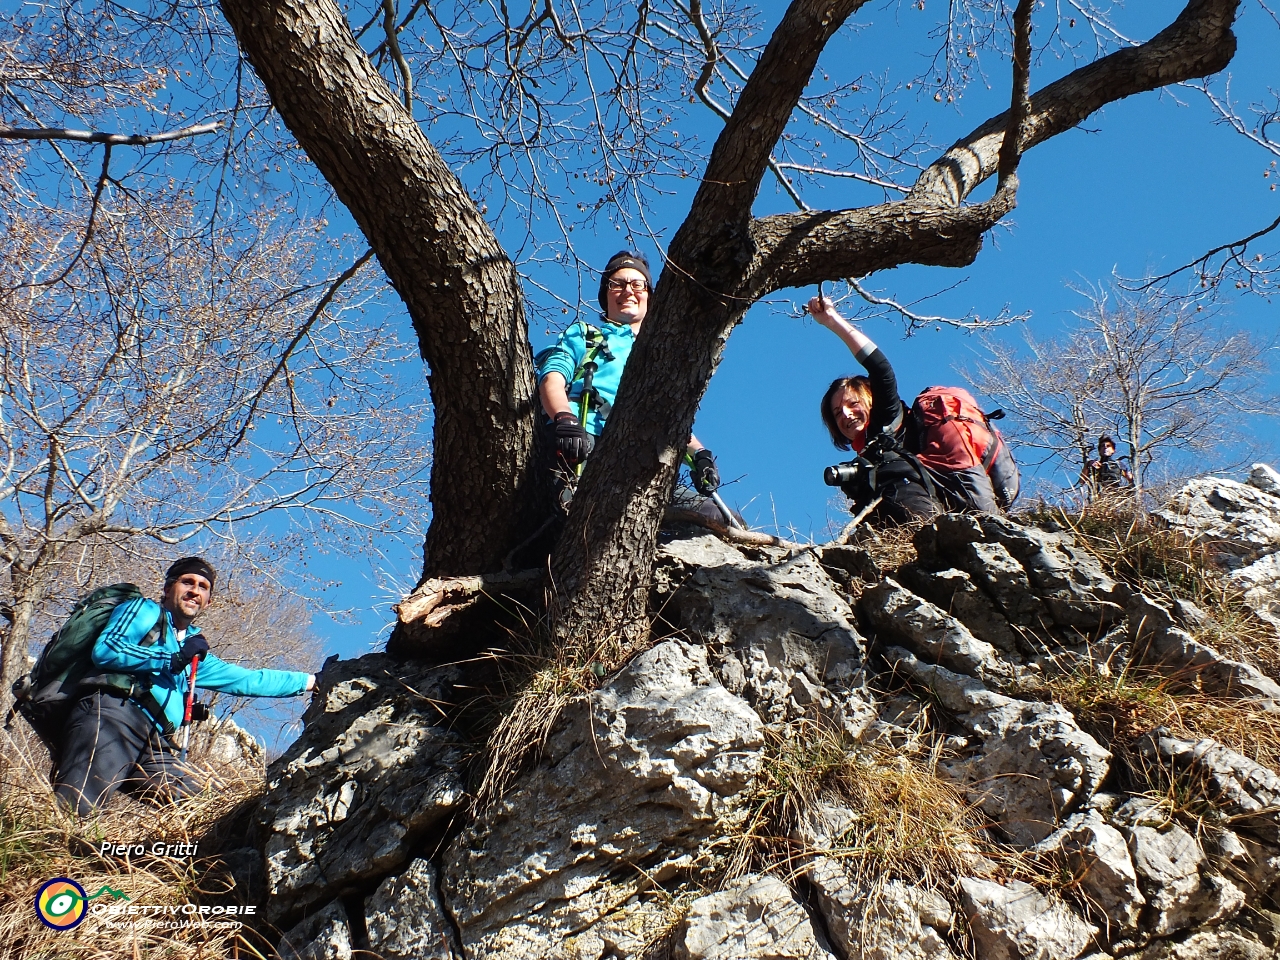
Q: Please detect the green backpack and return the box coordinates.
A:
[10,583,174,753]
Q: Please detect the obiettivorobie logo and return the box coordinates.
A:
[34,878,130,931]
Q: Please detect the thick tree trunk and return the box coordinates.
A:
[219,0,543,578]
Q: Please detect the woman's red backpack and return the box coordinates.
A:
[911,386,1020,509]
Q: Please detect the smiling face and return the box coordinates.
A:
[163,572,212,628]
[604,267,649,327]
[831,384,870,445]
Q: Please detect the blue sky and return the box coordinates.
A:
[300,3,1280,659]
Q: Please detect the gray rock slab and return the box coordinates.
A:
[277,900,353,960]
[1249,464,1280,498]
[663,549,872,734]
[443,640,766,960]
[958,876,1096,960]
[861,578,1015,682]
[672,874,836,960]
[808,858,956,960]
[1129,595,1280,703]
[1232,553,1280,631]
[1060,811,1145,935]
[918,515,1128,631]
[1140,732,1280,845]
[1128,820,1245,936]
[890,649,1110,845]
[1134,928,1275,960]
[965,540,1049,628]
[896,564,1025,655]
[1157,478,1280,563]
[255,655,466,923]
[657,533,755,571]
[365,858,458,960]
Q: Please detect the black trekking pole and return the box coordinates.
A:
[683,451,746,530]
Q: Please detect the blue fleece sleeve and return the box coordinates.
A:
[92,597,172,675]
[536,322,586,387]
[194,653,311,698]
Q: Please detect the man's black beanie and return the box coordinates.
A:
[597,250,652,312]
[165,556,217,588]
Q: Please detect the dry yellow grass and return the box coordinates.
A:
[0,723,273,960]
[724,720,996,891]
[1047,663,1280,775]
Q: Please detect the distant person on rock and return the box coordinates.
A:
[1082,435,1133,497]
[536,250,722,511]
[812,297,1008,524]
[53,557,316,816]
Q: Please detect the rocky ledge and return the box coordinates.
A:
[257,468,1280,960]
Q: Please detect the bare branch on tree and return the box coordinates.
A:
[0,120,221,145]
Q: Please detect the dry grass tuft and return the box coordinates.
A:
[725,721,994,893]
[848,518,924,575]
[471,604,651,811]
[1047,662,1280,775]
[0,722,272,959]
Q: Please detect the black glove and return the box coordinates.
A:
[690,448,720,495]
[169,635,210,674]
[554,411,590,464]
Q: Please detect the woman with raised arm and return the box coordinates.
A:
[811,296,1009,525]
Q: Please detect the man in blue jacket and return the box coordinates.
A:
[54,557,316,816]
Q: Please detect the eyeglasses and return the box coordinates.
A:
[606,278,649,294]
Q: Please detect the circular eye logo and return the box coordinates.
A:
[35,878,88,930]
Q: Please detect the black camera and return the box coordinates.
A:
[823,461,862,486]
[190,701,210,723]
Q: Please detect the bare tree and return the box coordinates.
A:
[209,0,1249,651]
[0,180,428,710]
[8,1,1254,657]
[969,284,1274,503]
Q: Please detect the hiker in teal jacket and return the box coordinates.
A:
[537,250,720,504]
[54,557,315,816]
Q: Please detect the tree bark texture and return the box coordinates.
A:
[549,0,1239,645]
[219,0,543,578]
[1,571,52,718]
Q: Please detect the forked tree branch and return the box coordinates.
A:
[747,0,1238,294]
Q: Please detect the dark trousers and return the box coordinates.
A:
[53,691,194,817]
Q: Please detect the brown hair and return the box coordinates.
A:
[820,376,873,451]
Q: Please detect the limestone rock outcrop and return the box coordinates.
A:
[253,469,1280,960]
[1158,465,1280,630]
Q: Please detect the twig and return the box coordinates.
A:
[226,249,376,450]
[838,496,882,543]
[681,0,808,210]
[0,121,220,146]
[1133,213,1280,289]
[847,277,1028,331]
[17,145,114,291]
[381,0,414,112]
